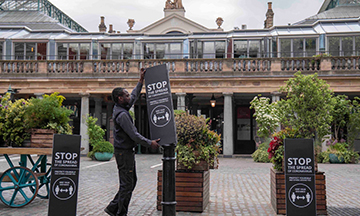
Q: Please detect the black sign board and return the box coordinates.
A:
[284,139,316,216]
[48,134,81,216]
[145,64,177,146]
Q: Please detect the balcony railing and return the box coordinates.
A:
[0,57,358,76]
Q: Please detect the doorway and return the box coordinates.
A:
[234,106,256,154]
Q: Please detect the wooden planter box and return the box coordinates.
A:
[30,129,55,148]
[270,167,327,215]
[157,170,210,212]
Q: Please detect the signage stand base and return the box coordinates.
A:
[161,144,176,216]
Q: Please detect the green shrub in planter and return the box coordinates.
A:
[91,140,114,157]
[2,98,30,147]
[175,111,221,170]
[86,115,114,159]
[318,141,359,164]
[252,140,271,163]
[24,92,73,134]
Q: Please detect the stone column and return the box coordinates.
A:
[106,101,113,142]
[94,97,103,126]
[223,92,234,157]
[80,93,90,155]
[271,91,281,133]
[176,93,186,111]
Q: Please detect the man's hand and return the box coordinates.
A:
[150,138,160,149]
[140,68,146,84]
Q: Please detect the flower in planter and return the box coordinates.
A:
[267,128,300,171]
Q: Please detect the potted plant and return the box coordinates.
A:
[86,115,114,161]
[157,111,221,213]
[251,72,333,215]
[0,93,11,147]
[174,111,221,170]
[24,92,73,148]
[319,140,359,164]
[2,97,30,147]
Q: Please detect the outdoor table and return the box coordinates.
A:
[0,147,52,207]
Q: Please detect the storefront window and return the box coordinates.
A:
[293,38,303,57]
[26,43,36,60]
[144,43,155,59]
[234,40,247,58]
[215,41,226,58]
[280,39,291,57]
[15,42,48,60]
[69,43,79,60]
[305,38,316,57]
[203,42,215,58]
[190,41,195,58]
[156,43,166,59]
[14,43,25,60]
[57,43,90,60]
[100,43,111,60]
[169,43,182,59]
[123,43,133,59]
[260,39,265,57]
[57,43,67,60]
[0,42,2,60]
[328,37,340,56]
[355,36,360,55]
[249,40,260,58]
[112,43,122,59]
[37,43,47,60]
[342,36,353,56]
[271,38,277,57]
[197,42,203,58]
[79,43,90,60]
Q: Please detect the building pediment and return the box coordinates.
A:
[129,13,212,34]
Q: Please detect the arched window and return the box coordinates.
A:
[166,31,185,35]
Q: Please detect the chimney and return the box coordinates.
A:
[99,16,107,32]
[241,24,247,30]
[264,2,274,29]
[108,24,113,33]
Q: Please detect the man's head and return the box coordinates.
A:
[112,87,130,107]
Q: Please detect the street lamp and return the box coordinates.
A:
[6,85,18,101]
[210,94,216,107]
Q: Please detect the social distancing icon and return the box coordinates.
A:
[150,105,171,128]
[52,177,76,201]
[288,182,313,208]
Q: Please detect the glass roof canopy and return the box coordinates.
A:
[0,0,87,33]
[1,21,360,40]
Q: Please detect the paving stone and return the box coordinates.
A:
[0,154,359,215]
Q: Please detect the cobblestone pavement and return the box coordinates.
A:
[0,154,359,216]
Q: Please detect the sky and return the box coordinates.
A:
[49,0,324,33]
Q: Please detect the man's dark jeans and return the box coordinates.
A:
[106,149,137,216]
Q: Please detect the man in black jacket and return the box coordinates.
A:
[105,68,160,216]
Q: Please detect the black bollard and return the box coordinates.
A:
[162,143,176,216]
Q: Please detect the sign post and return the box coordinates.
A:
[145,64,177,216]
[48,134,81,216]
[284,139,317,216]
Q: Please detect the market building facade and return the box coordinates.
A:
[1,0,360,156]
